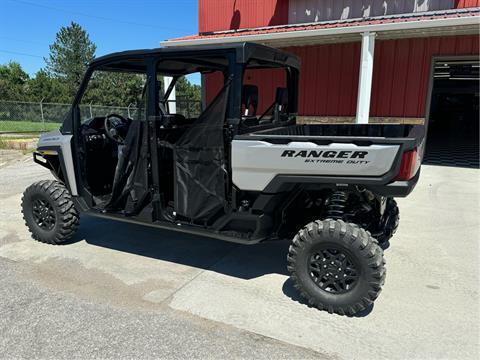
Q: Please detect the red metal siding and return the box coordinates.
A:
[203,69,286,113]
[204,71,224,106]
[205,44,361,116]
[204,35,479,118]
[370,35,480,117]
[284,43,361,116]
[199,0,288,33]
[243,68,287,112]
[455,0,480,8]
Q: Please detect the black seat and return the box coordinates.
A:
[161,113,189,128]
[241,84,259,126]
[273,87,288,123]
[242,84,258,116]
[259,87,289,125]
[159,101,191,128]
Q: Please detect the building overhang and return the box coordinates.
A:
[162,8,480,48]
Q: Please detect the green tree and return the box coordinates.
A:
[27,69,68,103]
[0,62,30,100]
[82,71,145,107]
[45,21,96,100]
[175,76,201,101]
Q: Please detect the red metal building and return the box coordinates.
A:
[164,0,480,166]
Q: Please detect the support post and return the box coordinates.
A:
[39,98,45,131]
[201,73,206,111]
[163,76,176,114]
[356,32,376,124]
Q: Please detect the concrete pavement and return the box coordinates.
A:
[0,258,323,359]
[0,154,479,359]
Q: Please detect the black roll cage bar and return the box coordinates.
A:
[56,43,301,223]
[61,42,300,134]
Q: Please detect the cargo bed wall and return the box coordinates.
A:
[232,124,424,192]
[250,124,414,138]
[232,140,400,191]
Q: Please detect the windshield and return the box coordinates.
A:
[79,69,147,123]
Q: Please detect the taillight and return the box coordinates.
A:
[395,149,417,181]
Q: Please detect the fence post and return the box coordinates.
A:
[89,102,93,118]
[127,103,134,118]
[39,98,45,131]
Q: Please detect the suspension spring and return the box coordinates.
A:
[326,191,348,219]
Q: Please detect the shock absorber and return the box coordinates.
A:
[326,191,348,219]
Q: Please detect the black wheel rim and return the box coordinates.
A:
[308,247,359,294]
[32,198,56,230]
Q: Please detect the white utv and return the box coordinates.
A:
[22,43,425,316]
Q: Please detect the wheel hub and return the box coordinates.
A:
[32,198,56,230]
[309,247,359,294]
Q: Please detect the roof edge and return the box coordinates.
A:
[162,10,480,47]
[198,7,479,37]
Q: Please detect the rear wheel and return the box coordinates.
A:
[22,180,79,244]
[376,199,399,245]
[287,219,385,316]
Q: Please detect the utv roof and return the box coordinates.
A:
[89,42,300,74]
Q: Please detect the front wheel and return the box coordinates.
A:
[22,180,79,244]
[287,219,385,316]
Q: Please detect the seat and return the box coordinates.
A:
[161,113,189,128]
[159,101,191,128]
[259,87,289,125]
[242,84,258,116]
[273,87,289,123]
[241,84,259,126]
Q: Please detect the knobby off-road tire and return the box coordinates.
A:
[22,180,79,245]
[287,219,386,316]
[376,199,400,245]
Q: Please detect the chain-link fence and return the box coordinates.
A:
[0,99,202,133]
[168,98,202,119]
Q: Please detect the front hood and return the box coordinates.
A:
[37,130,64,149]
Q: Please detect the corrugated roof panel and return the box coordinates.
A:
[171,7,479,43]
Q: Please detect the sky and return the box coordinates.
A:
[0,0,199,81]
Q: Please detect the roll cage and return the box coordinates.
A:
[56,42,300,227]
[60,42,300,135]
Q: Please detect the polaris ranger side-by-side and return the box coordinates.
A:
[22,43,425,316]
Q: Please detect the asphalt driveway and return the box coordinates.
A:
[0,154,478,359]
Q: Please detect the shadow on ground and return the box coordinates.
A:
[71,214,290,280]
[70,215,375,317]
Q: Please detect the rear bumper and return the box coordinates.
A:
[369,169,421,197]
[262,168,421,198]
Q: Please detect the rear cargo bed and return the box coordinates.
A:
[245,124,418,140]
[231,124,425,195]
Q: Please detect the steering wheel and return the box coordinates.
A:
[104,114,129,144]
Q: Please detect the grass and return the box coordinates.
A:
[0,120,60,133]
